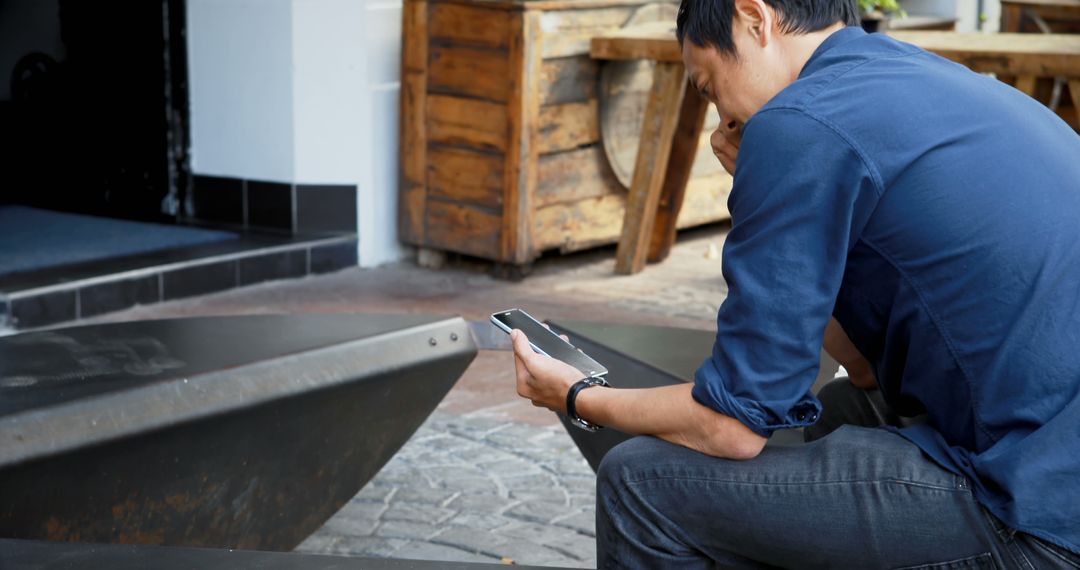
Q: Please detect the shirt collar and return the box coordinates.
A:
[799,26,867,79]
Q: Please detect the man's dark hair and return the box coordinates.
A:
[676,0,859,54]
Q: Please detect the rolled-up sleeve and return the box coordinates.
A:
[692,108,882,437]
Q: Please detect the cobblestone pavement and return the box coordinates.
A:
[296,411,597,568]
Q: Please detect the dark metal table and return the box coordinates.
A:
[0,314,477,550]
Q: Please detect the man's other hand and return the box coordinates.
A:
[510,329,585,413]
[823,318,878,389]
[711,119,743,175]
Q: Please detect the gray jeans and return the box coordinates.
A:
[595,379,1080,569]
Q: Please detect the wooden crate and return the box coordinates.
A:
[399,0,732,267]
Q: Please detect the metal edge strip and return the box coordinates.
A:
[0,316,476,468]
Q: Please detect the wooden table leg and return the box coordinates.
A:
[1068,79,1080,122]
[647,86,709,264]
[614,62,687,275]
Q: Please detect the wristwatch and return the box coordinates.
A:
[566,376,610,432]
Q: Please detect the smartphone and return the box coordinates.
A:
[490,308,608,378]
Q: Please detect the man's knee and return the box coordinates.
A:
[596,436,658,500]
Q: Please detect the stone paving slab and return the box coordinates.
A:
[296,411,597,568]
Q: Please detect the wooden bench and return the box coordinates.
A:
[593,23,1080,274]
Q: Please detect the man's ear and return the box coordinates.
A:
[732,0,772,47]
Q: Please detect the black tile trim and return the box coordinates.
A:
[2,235,355,330]
[247,180,294,232]
[79,274,161,319]
[189,175,244,225]
[310,239,359,274]
[296,184,358,233]
[10,290,78,329]
[238,249,308,286]
[162,259,239,301]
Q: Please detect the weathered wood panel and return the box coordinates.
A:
[427,94,509,152]
[537,100,600,154]
[539,7,637,58]
[429,3,512,49]
[428,147,505,208]
[677,173,732,227]
[536,145,621,207]
[533,172,731,253]
[540,56,599,105]
[534,193,626,252]
[426,199,503,259]
[429,45,511,101]
[502,10,543,263]
[400,0,429,244]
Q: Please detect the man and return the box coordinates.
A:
[510,0,1080,566]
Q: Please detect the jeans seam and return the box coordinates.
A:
[1027,537,1080,569]
[624,477,963,493]
[980,508,1035,570]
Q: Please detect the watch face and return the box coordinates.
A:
[572,417,601,432]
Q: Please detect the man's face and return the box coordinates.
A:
[680,11,786,129]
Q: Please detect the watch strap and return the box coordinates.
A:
[566,376,609,431]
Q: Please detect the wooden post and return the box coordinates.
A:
[647,85,709,264]
[614,61,687,274]
[502,9,544,265]
[399,0,429,245]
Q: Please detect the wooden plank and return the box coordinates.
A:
[427,146,505,208]
[540,56,600,105]
[399,0,429,245]
[536,145,621,207]
[1069,80,1080,130]
[425,200,502,259]
[429,3,512,49]
[888,31,1080,76]
[647,85,709,263]
[537,100,600,153]
[534,194,626,252]
[591,21,680,62]
[677,173,732,228]
[539,7,637,58]
[1015,74,1038,96]
[502,10,544,264]
[427,94,509,152]
[532,173,730,253]
[429,45,512,101]
[614,61,686,274]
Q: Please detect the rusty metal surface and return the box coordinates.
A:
[0,314,477,551]
[0,539,569,570]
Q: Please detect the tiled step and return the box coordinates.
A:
[0,233,357,331]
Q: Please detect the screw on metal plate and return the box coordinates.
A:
[450,333,459,342]
[429,337,438,346]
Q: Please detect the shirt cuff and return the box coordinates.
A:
[691,362,823,438]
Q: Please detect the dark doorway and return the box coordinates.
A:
[1,0,190,223]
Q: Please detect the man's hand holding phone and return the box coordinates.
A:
[510,329,586,414]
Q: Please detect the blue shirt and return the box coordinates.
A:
[693,26,1080,551]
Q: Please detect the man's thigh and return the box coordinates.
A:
[596,426,999,569]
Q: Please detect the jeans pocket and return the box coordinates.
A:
[893,552,997,570]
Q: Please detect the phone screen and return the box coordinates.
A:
[491,309,608,378]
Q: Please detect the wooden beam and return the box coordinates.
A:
[502,10,544,264]
[647,86,710,264]
[614,61,686,274]
[399,0,429,245]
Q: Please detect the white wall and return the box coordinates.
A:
[0,0,65,101]
[187,0,296,182]
[187,0,408,267]
[359,0,407,266]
